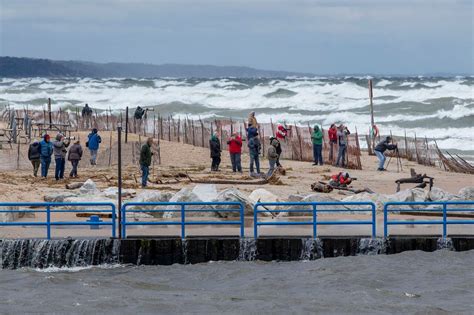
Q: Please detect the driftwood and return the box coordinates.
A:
[187,173,280,185]
[395,168,433,192]
[66,182,84,189]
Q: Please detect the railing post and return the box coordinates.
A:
[111,204,116,238]
[371,203,376,238]
[312,204,317,239]
[181,204,185,239]
[240,203,244,238]
[442,203,447,238]
[253,204,258,239]
[383,204,388,238]
[46,205,51,240]
[121,205,126,238]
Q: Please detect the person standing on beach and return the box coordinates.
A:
[267,138,279,177]
[227,132,242,173]
[328,124,338,163]
[87,128,102,165]
[139,138,154,187]
[270,136,283,167]
[81,104,93,129]
[374,136,398,171]
[336,124,350,167]
[28,140,41,177]
[53,133,70,181]
[39,134,53,178]
[68,140,83,178]
[209,134,221,171]
[311,125,323,166]
[248,131,261,176]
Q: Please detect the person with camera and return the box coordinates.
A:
[336,124,350,167]
[68,140,83,178]
[209,134,221,172]
[39,134,53,178]
[139,137,154,187]
[81,104,93,129]
[52,133,70,180]
[311,125,323,166]
[328,124,338,163]
[86,128,102,165]
[374,136,398,171]
[28,139,41,177]
[248,131,261,177]
[227,132,242,173]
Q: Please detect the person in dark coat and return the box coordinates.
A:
[87,128,102,165]
[68,140,83,178]
[209,134,221,171]
[248,132,261,176]
[53,133,70,180]
[82,104,93,129]
[39,134,53,178]
[139,138,154,187]
[374,136,398,171]
[28,140,41,177]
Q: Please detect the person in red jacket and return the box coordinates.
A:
[329,172,352,187]
[276,124,288,140]
[227,132,243,173]
[328,124,338,163]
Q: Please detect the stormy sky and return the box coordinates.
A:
[0,0,472,74]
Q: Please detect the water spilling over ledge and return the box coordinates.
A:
[1,237,473,269]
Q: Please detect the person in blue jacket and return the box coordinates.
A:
[87,128,102,165]
[39,134,53,178]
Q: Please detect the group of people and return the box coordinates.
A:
[27,128,102,180]
[311,123,351,167]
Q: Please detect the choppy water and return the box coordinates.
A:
[0,250,473,314]
[0,76,473,156]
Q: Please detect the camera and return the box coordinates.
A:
[65,136,76,141]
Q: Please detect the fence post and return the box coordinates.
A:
[442,203,447,238]
[46,205,51,239]
[312,204,317,239]
[181,204,186,239]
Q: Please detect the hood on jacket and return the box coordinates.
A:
[43,134,50,141]
[210,134,218,142]
[56,133,64,141]
[271,138,279,147]
[92,128,98,134]
[314,125,320,132]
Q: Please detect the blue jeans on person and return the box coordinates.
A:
[375,150,386,170]
[313,144,323,165]
[250,154,260,174]
[230,153,242,172]
[90,149,98,165]
[40,157,51,178]
[55,157,65,180]
[336,144,347,167]
[141,164,149,187]
[70,160,79,177]
[267,160,276,177]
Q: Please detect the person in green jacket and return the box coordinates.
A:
[139,137,154,187]
[311,125,323,165]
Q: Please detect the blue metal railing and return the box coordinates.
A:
[0,202,116,239]
[121,202,244,238]
[253,201,376,239]
[384,201,474,238]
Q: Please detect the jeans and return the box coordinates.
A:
[329,140,337,162]
[90,149,98,165]
[31,159,40,177]
[313,144,323,165]
[55,157,65,180]
[230,153,242,172]
[267,160,276,177]
[375,150,386,170]
[250,154,260,174]
[336,144,347,167]
[40,157,51,178]
[70,160,79,177]
[211,157,221,171]
[141,164,149,187]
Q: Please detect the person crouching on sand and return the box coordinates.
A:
[311,125,323,166]
[39,134,53,178]
[28,139,41,177]
[209,134,221,171]
[140,138,154,187]
[227,132,242,173]
[68,140,83,178]
[374,136,398,171]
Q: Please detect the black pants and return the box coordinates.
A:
[211,156,221,171]
[70,160,79,177]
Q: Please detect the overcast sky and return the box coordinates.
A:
[0,0,472,74]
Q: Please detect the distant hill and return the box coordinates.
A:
[0,56,313,78]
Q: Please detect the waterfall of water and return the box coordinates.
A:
[238,238,257,261]
[299,238,323,260]
[357,238,386,255]
[0,239,120,269]
[437,238,454,250]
